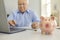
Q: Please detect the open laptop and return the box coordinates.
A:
[0,0,32,34]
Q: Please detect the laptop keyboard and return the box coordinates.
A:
[10,28,26,33]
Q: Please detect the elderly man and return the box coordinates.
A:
[8,0,40,29]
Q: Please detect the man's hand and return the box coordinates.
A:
[31,22,39,29]
[8,20,16,26]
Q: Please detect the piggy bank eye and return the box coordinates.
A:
[45,19,47,21]
[49,19,50,21]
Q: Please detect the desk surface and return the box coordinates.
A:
[0,29,60,40]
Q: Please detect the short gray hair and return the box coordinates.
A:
[26,0,29,4]
[18,0,29,4]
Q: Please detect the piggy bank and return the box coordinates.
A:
[39,16,57,34]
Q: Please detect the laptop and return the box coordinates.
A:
[0,0,31,34]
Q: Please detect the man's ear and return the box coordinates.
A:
[51,16,55,20]
[40,16,44,21]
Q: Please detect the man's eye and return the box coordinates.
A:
[18,4,21,5]
[18,3,26,6]
[45,19,47,21]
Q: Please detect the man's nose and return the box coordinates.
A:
[20,5,24,7]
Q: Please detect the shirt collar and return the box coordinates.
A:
[17,9,29,14]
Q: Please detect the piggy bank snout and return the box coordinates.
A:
[45,24,50,28]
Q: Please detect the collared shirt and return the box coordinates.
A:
[8,9,40,27]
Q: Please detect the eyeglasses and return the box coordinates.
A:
[18,3,27,6]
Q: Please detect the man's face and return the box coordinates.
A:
[18,0,28,12]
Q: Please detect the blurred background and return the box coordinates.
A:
[3,0,60,27]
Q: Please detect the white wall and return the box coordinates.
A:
[4,0,18,14]
[4,0,41,17]
[29,0,41,17]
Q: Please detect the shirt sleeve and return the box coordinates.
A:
[7,12,14,21]
[32,11,40,22]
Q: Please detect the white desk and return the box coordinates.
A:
[0,29,60,40]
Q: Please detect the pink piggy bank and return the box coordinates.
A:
[39,16,57,34]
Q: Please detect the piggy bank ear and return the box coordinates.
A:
[40,16,44,21]
[51,16,55,20]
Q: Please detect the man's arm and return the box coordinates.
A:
[8,12,16,26]
[31,12,40,29]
